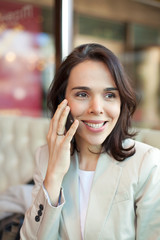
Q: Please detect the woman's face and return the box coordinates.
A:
[65,60,121,149]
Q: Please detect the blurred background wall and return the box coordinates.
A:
[0,0,159,129]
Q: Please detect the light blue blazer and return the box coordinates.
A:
[20,140,160,240]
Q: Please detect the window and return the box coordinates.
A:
[0,0,55,117]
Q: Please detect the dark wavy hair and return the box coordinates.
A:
[47,43,137,161]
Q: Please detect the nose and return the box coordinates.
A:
[88,96,104,115]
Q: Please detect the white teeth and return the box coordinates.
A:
[84,122,104,128]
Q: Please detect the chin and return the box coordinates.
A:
[75,131,108,147]
[85,137,106,147]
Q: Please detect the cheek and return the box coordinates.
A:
[106,103,121,119]
[67,101,86,118]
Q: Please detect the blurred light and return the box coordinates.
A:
[13,88,27,100]
[36,32,50,46]
[14,24,24,31]
[0,24,6,32]
[5,52,16,62]
[36,60,45,71]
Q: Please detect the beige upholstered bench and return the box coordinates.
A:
[0,116,49,193]
[0,115,159,194]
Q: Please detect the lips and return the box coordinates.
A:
[83,121,107,129]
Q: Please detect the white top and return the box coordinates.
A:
[78,169,95,240]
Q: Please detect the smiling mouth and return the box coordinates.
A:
[83,121,107,129]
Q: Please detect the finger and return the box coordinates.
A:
[54,99,68,121]
[64,120,79,143]
[57,106,70,136]
[48,99,68,137]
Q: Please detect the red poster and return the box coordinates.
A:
[0,1,42,116]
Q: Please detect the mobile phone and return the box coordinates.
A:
[66,112,74,131]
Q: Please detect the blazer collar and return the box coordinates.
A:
[62,152,81,240]
[84,152,122,239]
[62,151,123,240]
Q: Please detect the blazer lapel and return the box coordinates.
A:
[84,153,123,240]
[62,152,82,240]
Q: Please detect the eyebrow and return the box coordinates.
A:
[71,86,118,91]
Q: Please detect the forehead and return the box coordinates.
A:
[68,60,116,88]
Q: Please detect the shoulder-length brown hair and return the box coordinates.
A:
[47,43,137,161]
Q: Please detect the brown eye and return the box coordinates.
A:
[105,92,116,99]
[75,92,88,98]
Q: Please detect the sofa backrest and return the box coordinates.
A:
[0,115,49,193]
[0,115,159,193]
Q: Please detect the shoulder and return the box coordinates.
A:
[115,140,160,194]
[134,140,160,163]
[123,139,160,183]
[134,140,160,174]
[121,138,160,173]
[123,138,160,161]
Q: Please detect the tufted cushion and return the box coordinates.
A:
[0,115,49,193]
[135,128,160,149]
[0,115,159,194]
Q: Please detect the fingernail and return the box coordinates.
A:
[75,119,79,124]
[65,106,70,111]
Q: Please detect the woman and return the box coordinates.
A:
[20,43,160,240]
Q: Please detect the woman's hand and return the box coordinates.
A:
[44,99,79,205]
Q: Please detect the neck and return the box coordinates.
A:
[76,143,102,171]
